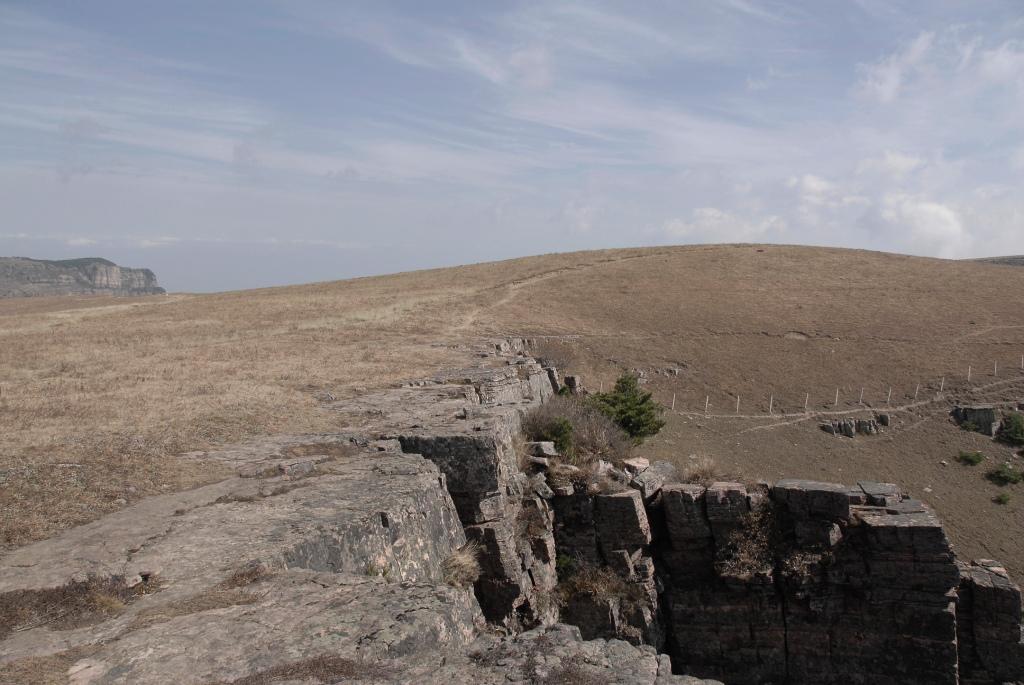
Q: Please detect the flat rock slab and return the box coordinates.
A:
[773,479,851,520]
[595,490,652,548]
[62,571,481,685]
[0,444,467,666]
[439,623,723,685]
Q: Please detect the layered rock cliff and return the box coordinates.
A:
[0,257,165,297]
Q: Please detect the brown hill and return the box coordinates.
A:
[2,244,1023,577]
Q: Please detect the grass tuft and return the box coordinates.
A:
[957,450,985,466]
[988,463,1024,486]
[442,540,481,588]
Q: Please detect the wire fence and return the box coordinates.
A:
[663,354,1024,419]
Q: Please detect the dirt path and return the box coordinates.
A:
[454,251,675,333]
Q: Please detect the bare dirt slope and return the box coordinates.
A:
[2,244,1024,576]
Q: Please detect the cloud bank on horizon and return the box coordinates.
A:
[1,0,1022,290]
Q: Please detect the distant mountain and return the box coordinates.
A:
[970,256,1024,267]
[0,257,166,297]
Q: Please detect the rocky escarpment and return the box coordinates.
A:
[0,257,165,297]
[0,338,1021,684]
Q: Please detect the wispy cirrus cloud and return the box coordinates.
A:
[2,1,1024,291]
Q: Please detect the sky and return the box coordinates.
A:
[1,1,1022,292]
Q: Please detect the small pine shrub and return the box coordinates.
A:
[987,463,1024,486]
[994,493,1011,505]
[1000,413,1024,446]
[589,373,665,443]
[957,451,985,466]
[539,417,574,455]
[959,420,979,433]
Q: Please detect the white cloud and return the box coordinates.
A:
[857,151,924,178]
[856,31,934,103]
[138,236,181,249]
[976,41,1024,84]
[664,208,786,242]
[66,237,97,246]
[563,200,598,234]
[881,194,968,258]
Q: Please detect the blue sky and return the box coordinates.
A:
[1,1,1022,291]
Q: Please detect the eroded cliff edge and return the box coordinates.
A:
[0,257,165,297]
[0,339,1021,684]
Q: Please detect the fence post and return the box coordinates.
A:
[671,393,676,411]
[705,396,709,414]
[834,388,839,407]
[804,393,809,412]
[859,387,865,404]
[769,394,773,415]
[939,377,945,393]
[736,396,740,414]
[995,361,999,376]
[915,383,920,400]
[887,387,892,405]
[968,365,972,382]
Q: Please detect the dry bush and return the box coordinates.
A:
[517,505,549,539]
[589,472,628,495]
[442,540,482,588]
[717,505,777,578]
[133,562,273,629]
[0,645,99,685]
[221,654,389,685]
[681,456,718,486]
[0,574,156,639]
[546,462,586,490]
[555,565,646,605]
[522,396,631,467]
[222,562,271,589]
[530,339,577,371]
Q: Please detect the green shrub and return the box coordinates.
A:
[987,463,1024,486]
[958,450,985,466]
[994,493,1011,505]
[589,373,665,443]
[999,413,1024,446]
[537,416,574,455]
[959,420,979,433]
[522,396,631,466]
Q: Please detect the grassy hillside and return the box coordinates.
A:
[2,244,1023,575]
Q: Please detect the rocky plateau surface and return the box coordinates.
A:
[0,338,1021,684]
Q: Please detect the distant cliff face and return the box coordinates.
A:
[0,257,166,297]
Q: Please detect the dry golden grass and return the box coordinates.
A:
[216,654,389,685]
[679,456,718,486]
[0,645,99,685]
[4,244,1024,579]
[0,574,157,639]
[0,248,651,549]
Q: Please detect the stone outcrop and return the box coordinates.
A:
[953,405,1001,436]
[820,416,882,437]
[1,338,1021,684]
[0,257,165,297]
